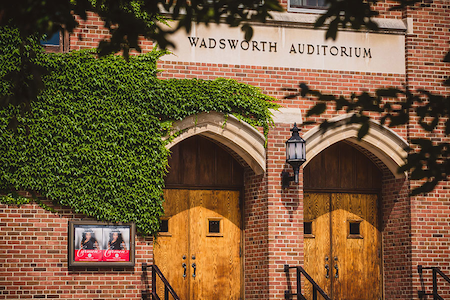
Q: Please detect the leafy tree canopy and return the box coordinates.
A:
[0,27,278,235]
[0,0,283,121]
[0,0,283,53]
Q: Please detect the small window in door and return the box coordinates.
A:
[206,217,223,237]
[159,218,172,236]
[348,220,363,239]
[304,221,314,238]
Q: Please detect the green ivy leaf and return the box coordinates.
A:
[0,27,278,236]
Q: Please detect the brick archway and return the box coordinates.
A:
[303,114,408,178]
[166,111,266,175]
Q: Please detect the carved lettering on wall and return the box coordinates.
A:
[161,22,405,74]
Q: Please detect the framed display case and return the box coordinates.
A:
[68,220,135,267]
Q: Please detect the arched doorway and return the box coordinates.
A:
[303,114,408,179]
[303,141,382,300]
[155,135,244,300]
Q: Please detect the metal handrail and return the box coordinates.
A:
[141,263,180,300]
[418,265,450,300]
[284,265,331,300]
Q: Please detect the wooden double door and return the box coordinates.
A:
[154,189,242,300]
[304,193,382,300]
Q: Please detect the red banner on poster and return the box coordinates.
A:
[74,249,103,261]
[103,249,130,262]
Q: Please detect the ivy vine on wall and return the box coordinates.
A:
[0,27,278,235]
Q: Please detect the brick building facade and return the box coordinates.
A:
[1,1,450,299]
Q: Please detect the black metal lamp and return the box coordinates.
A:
[282,123,306,188]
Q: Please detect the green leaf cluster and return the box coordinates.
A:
[0,27,278,235]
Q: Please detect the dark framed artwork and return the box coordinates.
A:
[68,220,135,267]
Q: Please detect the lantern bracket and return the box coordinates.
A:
[281,171,296,189]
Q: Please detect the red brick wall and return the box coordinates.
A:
[406,1,450,298]
[265,125,304,299]
[244,170,269,299]
[0,201,153,299]
[70,13,110,52]
[382,175,413,299]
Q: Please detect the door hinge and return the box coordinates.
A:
[239,247,242,257]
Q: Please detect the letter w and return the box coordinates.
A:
[188,37,199,47]
[228,39,238,49]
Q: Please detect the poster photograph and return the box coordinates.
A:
[68,221,135,267]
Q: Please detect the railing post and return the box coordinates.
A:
[152,265,156,300]
[432,268,438,300]
[417,265,425,299]
[284,265,330,300]
[284,264,291,300]
[165,285,169,300]
[142,262,148,300]
[141,290,148,300]
[284,290,290,300]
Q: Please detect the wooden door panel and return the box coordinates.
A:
[154,189,190,300]
[305,193,381,300]
[331,193,363,300]
[189,190,242,300]
[165,136,244,189]
[331,193,381,300]
[304,193,332,299]
[364,194,382,300]
[330,193,346,300]
[157,189,242,300]
[188,190,203,300]
[303,142,382,192]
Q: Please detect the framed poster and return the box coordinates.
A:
[68,220,135,267]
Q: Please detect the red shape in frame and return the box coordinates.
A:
[103,249,130,262]
[74,249,103,261]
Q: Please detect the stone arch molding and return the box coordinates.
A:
[303,114,408,178]
[166,111,266,175]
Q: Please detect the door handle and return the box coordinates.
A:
[325,264,329,278]
[182,263,187,278]
[334,264,339,278]
[192,263,196,278]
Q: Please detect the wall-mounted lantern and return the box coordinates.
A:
[281,123,306,189]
